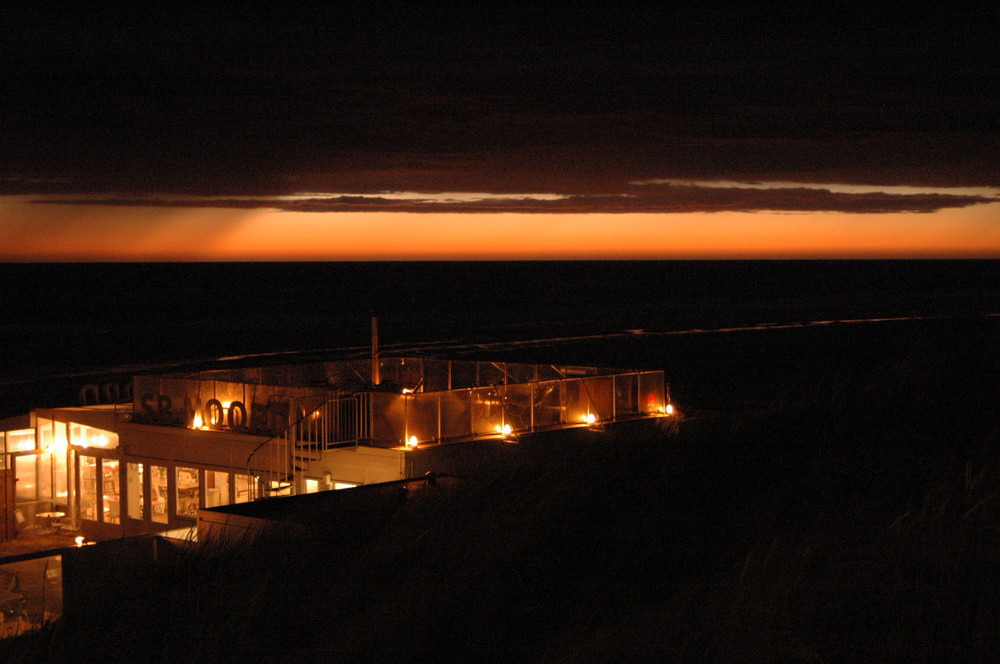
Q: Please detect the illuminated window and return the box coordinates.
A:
[127,463,144,520]
[175,467,199,518]
[52,424,69,507]
[69,423,118,449]
[103,459,120,524]
[7,429,36,453]
[151,465,168,524]
[80,456,98,520]
[234,474,252,504]
[38,453,52,504]
[205,471,230,507]
[268,480,292,497]
[14,456,38,503]
[304,478,321,494]
[37,418,54,450]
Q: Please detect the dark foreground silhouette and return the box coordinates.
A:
[2,315,999,663]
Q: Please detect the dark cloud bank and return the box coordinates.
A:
[37,183,998,215]
[3,7,999,196]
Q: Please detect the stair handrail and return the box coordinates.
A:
[245,397,330,500]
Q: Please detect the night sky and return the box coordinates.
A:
[3,6,999,259]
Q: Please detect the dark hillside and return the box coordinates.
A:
[2,316,999,662]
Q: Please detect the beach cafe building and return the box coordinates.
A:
[1,356,671,542]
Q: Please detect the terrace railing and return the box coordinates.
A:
[373,369,669,448]
[157,367,667,500]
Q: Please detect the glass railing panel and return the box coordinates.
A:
[532,380,563,428]
[403,393,438,445]
[471,386,503,435]
[0,555,62,636]
[581,376,614,422]
[439,389,472,441]
[370,392,406,446]
[615,373,640,417]
[502,383,533,432]
[638,371,667,414]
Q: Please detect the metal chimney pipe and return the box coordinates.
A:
[371,316,381,386]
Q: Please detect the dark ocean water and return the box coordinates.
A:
[2,260,998,417]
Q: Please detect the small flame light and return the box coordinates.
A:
[75,536,86,547]
[665,404,675,415]
[583,413,597,425]
[406,435,419,449]
[494,423,513,436]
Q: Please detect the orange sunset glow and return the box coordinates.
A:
[3,196,998,261]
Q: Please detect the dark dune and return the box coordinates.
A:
[1,262,999,660]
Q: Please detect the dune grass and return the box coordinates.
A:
[2,317,999,662]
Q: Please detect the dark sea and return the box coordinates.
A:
[2,260,998,419]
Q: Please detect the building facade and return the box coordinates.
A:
[2,356,671,542]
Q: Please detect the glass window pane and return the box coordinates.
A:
[151,465,168,524]
[69,423,118,450]
[234,474,251,504]
[52,424,69,507]
[15,455,38,503]
[102,460,120,523]
[7,429,36,453]
[175,467,199,518]
[205,471,229,508]
[37,418,54,451]
[268,480,291,497]
[126,463,144,520]
[38,453,52,503]
[80,456,98,520]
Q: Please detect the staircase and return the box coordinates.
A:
[246,393,371,500]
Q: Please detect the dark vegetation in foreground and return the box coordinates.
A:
[3,317,1000,662]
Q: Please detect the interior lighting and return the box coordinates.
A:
[81,432,111,448]
[45,436,68,456]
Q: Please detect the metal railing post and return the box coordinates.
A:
[530,382,535,432]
